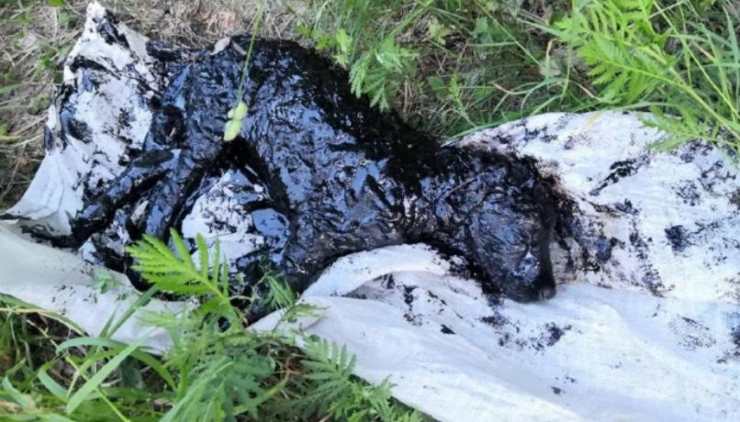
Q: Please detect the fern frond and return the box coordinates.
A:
[260,271,297,311]
[303,338,356,382]
[126,230,228,301]
[347,36,417,110]
[556,0,670,104]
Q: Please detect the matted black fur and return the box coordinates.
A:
[36,35,558,303]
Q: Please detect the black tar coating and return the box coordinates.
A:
[40,35,558,304]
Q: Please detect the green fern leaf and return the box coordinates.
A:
[127,230,227,299]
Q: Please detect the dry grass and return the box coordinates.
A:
[107,0,301,45]
[0,0,300,209]
[0,1,82,207]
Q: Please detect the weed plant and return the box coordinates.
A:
[0,231,423,421]
[300,0,740,151]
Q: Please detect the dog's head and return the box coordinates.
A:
[453,152,557,303]
[468,196,556,302]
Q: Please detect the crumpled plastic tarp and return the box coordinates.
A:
[1,3,739,421]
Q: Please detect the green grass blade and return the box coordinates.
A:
[2,377,35,409]
[65,342,139,414]
[38,364,68,400]
[56,337,175,389]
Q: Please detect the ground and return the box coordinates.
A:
[0,0,738,420]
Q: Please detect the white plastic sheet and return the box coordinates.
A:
[255,244,740,421]
[0,224,185,353]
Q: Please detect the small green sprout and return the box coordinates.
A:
[223,100,248,142]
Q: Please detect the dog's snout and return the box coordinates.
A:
[515,250,539,278]
[539,285,556,300]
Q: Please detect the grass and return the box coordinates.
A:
[297,0,740,150]
[552,0,740,152]
[1,0,739,420]
[1,231,425,421]
[0,0,80,207]
[296,0,588,136]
